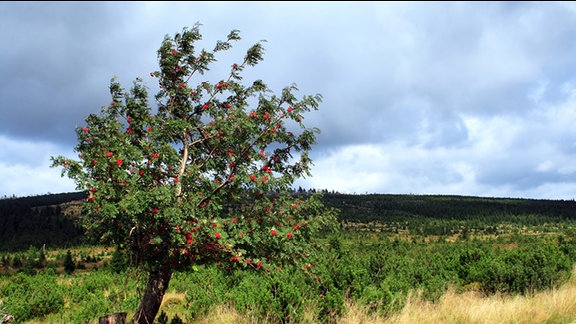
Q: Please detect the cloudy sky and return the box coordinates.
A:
[3,1,576,200]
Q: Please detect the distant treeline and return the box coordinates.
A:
[322,193,576,236]
[2,191,576,251]
[0,192,87,251]
[0,191,86,207]
[322,193,576,222]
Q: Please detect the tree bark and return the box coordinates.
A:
[131,266,173,324]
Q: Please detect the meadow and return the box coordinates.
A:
[2,192,576,323]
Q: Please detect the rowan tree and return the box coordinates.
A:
[52,23,337,323]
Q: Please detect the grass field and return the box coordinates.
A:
[185,267,576,324]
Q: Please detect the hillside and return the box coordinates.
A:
[324,193,576,221]
[0,192,87,251]
[2,191,576,251]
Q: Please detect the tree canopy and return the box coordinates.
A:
[51,23,337,323]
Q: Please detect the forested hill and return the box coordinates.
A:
[323,193,576,222]
[322,193,576,236]
[0,192,87,251]
[0,191,86,208]
[2,191,576,251]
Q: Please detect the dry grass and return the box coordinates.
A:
[350,268,576,324]
[160,291,186,312]
[173,268,576,324]
[192,305,247,324]
[21,272,576,324]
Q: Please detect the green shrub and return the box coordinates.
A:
[472,244,572,294]
[63,250,76,274]
[170,314,184,324]
[109,246,128,274]
[227,271,274,319]
[156,310,168,324]
[1,272,64,321]
[184,266,228,319]
[267,268,308,322]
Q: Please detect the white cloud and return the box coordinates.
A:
[300,79,576,199]
[3,2,576,199]
[303,142,470,195]
[0,136,77,197]
[0,162,77,198]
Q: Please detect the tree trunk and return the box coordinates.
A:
[131,266,173,324]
